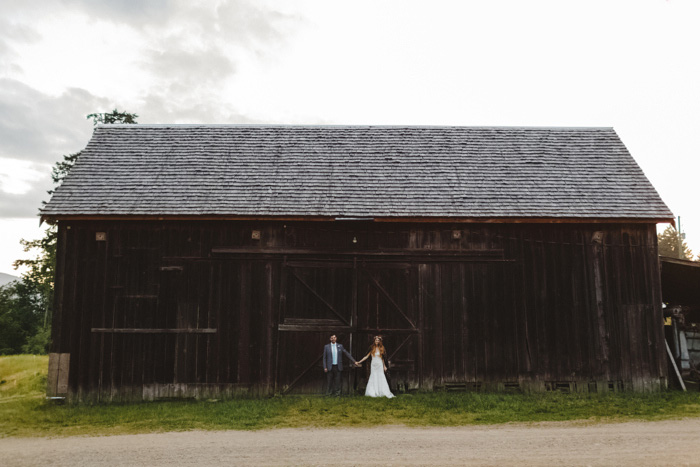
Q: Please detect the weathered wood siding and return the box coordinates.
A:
[51,221,667,400]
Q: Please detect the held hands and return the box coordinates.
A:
[354,362,362,367]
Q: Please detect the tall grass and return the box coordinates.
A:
[0,355,47,399]
[2,355,700,438]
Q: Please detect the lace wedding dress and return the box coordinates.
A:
[365,351,395,398]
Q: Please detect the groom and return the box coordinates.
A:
[323,334,360,396]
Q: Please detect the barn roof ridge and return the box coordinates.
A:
[97,123,615,130]
[43,125,674,221]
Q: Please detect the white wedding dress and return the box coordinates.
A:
[365,351,395,398]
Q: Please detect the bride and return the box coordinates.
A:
[357,336,394,398]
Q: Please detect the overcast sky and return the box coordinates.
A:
[1,0,699,275]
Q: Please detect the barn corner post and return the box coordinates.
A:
[47,221,70,400]
[650,224,670,391]
[649,224,668,391]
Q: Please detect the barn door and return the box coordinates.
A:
[356,262,421,391]
[275,259,356,394]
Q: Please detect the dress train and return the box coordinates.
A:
[365,351,394,398]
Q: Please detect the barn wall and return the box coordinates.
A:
[50,220,667,400]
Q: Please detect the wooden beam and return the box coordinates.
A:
[47,353,70,396]
[43,215,673,224]
[285,261,354,269]
[659,256,700,268]
[213,247,506,258]
[665,339,687,391]
[372,217,673,225]
[91,328,217,334]
[50,224,68,353]
[282,318,347,326]
[212,255,515,264]
[47,353,60,396]
[278,324,353,332]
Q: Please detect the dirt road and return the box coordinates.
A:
[2,419,700,466]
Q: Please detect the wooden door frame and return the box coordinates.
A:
[275,257,425,394]
[275,257,356,394]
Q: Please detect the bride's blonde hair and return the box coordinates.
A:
[370,336,386,357]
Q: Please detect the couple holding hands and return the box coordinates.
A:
[323,334,394,398]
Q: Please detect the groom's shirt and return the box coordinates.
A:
[332,343,338,365]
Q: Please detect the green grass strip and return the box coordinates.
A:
[2,355,700,438]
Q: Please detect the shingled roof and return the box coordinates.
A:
[41,125,673,221]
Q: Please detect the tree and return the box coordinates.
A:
[8,109,138,354]
[10,229,56,353]
[0,284,29,354]
[657,225,694,260]
[87,109,138,126]
[0,280,46,354]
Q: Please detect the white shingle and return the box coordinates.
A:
[41,125,673,220]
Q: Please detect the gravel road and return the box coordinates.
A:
[2,419,700,466]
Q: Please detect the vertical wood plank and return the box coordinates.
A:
[238,262,251,384]
[47,353,60,396]
[50,224,68,354]
[591,232,611,380]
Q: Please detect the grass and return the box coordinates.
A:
[2,355,700,438]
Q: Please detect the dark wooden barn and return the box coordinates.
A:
[42,125,674,401]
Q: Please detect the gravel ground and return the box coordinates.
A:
[2,419,700,466]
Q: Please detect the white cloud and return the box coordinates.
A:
[0,79,108,163]
[0,158,50,195]
[0,218,46,275]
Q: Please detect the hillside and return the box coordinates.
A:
[0,272,19,287]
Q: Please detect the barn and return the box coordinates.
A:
[41,125,674,401]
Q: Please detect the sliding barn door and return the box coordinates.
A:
[356,262,421,391]
[275,258,421,394]
[275,260,356,394]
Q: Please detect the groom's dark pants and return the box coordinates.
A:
[326,364,341,395]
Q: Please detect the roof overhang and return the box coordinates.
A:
[660,256,700,268]
[40,214,676,225]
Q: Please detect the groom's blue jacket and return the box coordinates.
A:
[323,343,356,371]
